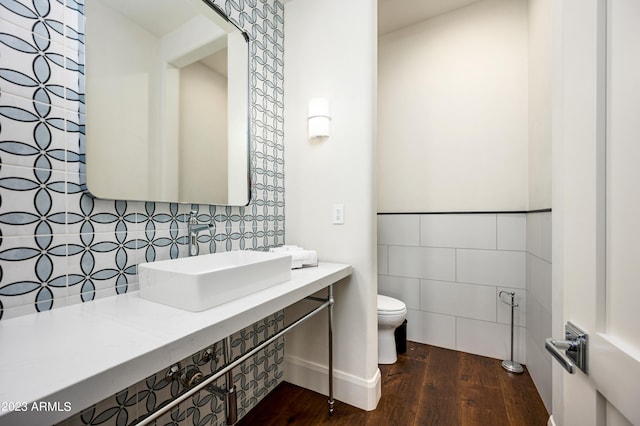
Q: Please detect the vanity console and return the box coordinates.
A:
[0,262,351,426]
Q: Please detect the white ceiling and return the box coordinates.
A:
[101,0,232,37]
[378,0,482,35]
[101,0,198,37]
[99,0,230,74]
[108,0,480,38]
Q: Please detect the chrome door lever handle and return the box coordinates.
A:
[548,338,577,350]
[545,322,588,375]
[545,338,576,374]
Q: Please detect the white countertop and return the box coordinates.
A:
[0,262,351,426]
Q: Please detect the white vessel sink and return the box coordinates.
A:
[138,251,293,311]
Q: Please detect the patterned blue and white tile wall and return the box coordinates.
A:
[0,0,285,320]
[0,0,285,423]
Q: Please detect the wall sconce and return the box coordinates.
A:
[308,98,331,140]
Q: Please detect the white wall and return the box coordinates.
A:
[526,212,553,411]
[528,0,553,210]
[378,0,529,212]
[378,213,527,363]
[179,62,228,202]
[527,0,553,413]
[376,1,554,413]
[227,31,250,205]
[85,1,159,199]
[283,0,380,411]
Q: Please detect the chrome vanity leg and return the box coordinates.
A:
[328,284,334,415]
[223,336,238,425]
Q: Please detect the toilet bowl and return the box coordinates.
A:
[377,294,408,364]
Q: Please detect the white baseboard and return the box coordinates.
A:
[284,355,381,411]
[548,414,556,426]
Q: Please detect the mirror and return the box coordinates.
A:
[84,0,250,206]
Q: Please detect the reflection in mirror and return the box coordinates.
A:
[85,0,250,206]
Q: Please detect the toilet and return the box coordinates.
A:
[377,294,408,364]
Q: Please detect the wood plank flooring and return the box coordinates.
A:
[237,342,549,426]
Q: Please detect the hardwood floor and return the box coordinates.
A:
[237,342,549,426]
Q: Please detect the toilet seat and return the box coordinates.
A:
[377,295,407,315]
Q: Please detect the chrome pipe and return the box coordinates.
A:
[510,293,515,362]
[226,385,237,425]
[136,299,332,425]
[223,336,237,425]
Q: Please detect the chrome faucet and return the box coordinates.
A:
[188,210,213,256]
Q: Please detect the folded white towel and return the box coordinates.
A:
[269,246,318,269]
[269,245,303,252]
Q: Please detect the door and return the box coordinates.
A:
[551,0,640,425]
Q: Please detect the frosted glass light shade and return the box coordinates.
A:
[308,98,330,140]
